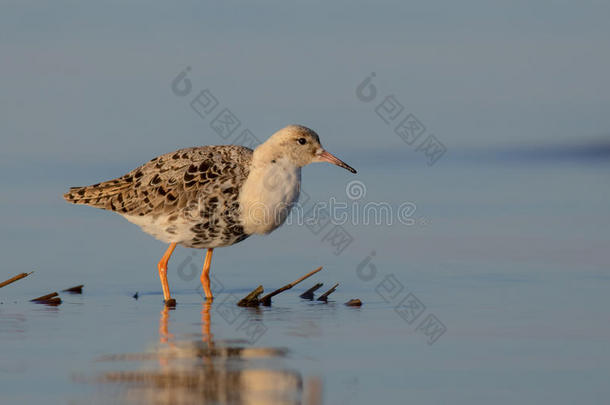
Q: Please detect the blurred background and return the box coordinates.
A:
[1,1,609,404]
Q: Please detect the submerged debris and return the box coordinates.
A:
[299,283,324,300]
[63,284,84,294]
[43,297,62,306]
[31,292,58,302]
[317,283,339,302]
[237,266,324,307]
[31,292,62,306]
[260,266,323,306]
[237,285,264,307]
[0,271,33,289]
[345,298,362,307]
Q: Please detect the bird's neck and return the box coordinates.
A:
[239,157,301,235]
[251,141,281,169]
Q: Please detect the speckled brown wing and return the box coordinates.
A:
[64,145,253,220]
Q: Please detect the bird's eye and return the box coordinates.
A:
[297,138,307,145]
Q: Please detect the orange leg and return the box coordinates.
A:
[157,242,177,306]
[200,248,214,300]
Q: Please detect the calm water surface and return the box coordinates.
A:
[1,155,609,404]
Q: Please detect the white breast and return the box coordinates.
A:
[239,158,301,235]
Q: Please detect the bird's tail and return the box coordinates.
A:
[63,178,130,209]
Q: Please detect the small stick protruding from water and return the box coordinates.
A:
[0,272,33,289]
[260,266,323,306]
[317,283,339,302]
[44,297,62,306]
[31,292,62,306]
[300,283,324,300]
[345,298,362,307]
[63,284,83,294]
[237,285,264,307]
[31,292,58,302]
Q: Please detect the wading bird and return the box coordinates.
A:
[64,125,356,306]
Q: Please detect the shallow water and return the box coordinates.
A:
[1,153,609,404]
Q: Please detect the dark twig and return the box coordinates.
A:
[237,285,264,307]
[31,292,62,306]
[0,272,33,289]
[260,266,323,306]
[317,283,339,302]
[63,284,84,294]
[299,283,324,300]
[31,292,58,302]
[43,297,62,306]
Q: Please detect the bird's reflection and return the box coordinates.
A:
[98,301,321,405]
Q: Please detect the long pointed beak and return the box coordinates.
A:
[316,150,357,174]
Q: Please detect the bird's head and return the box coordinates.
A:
[255,125,357,173]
